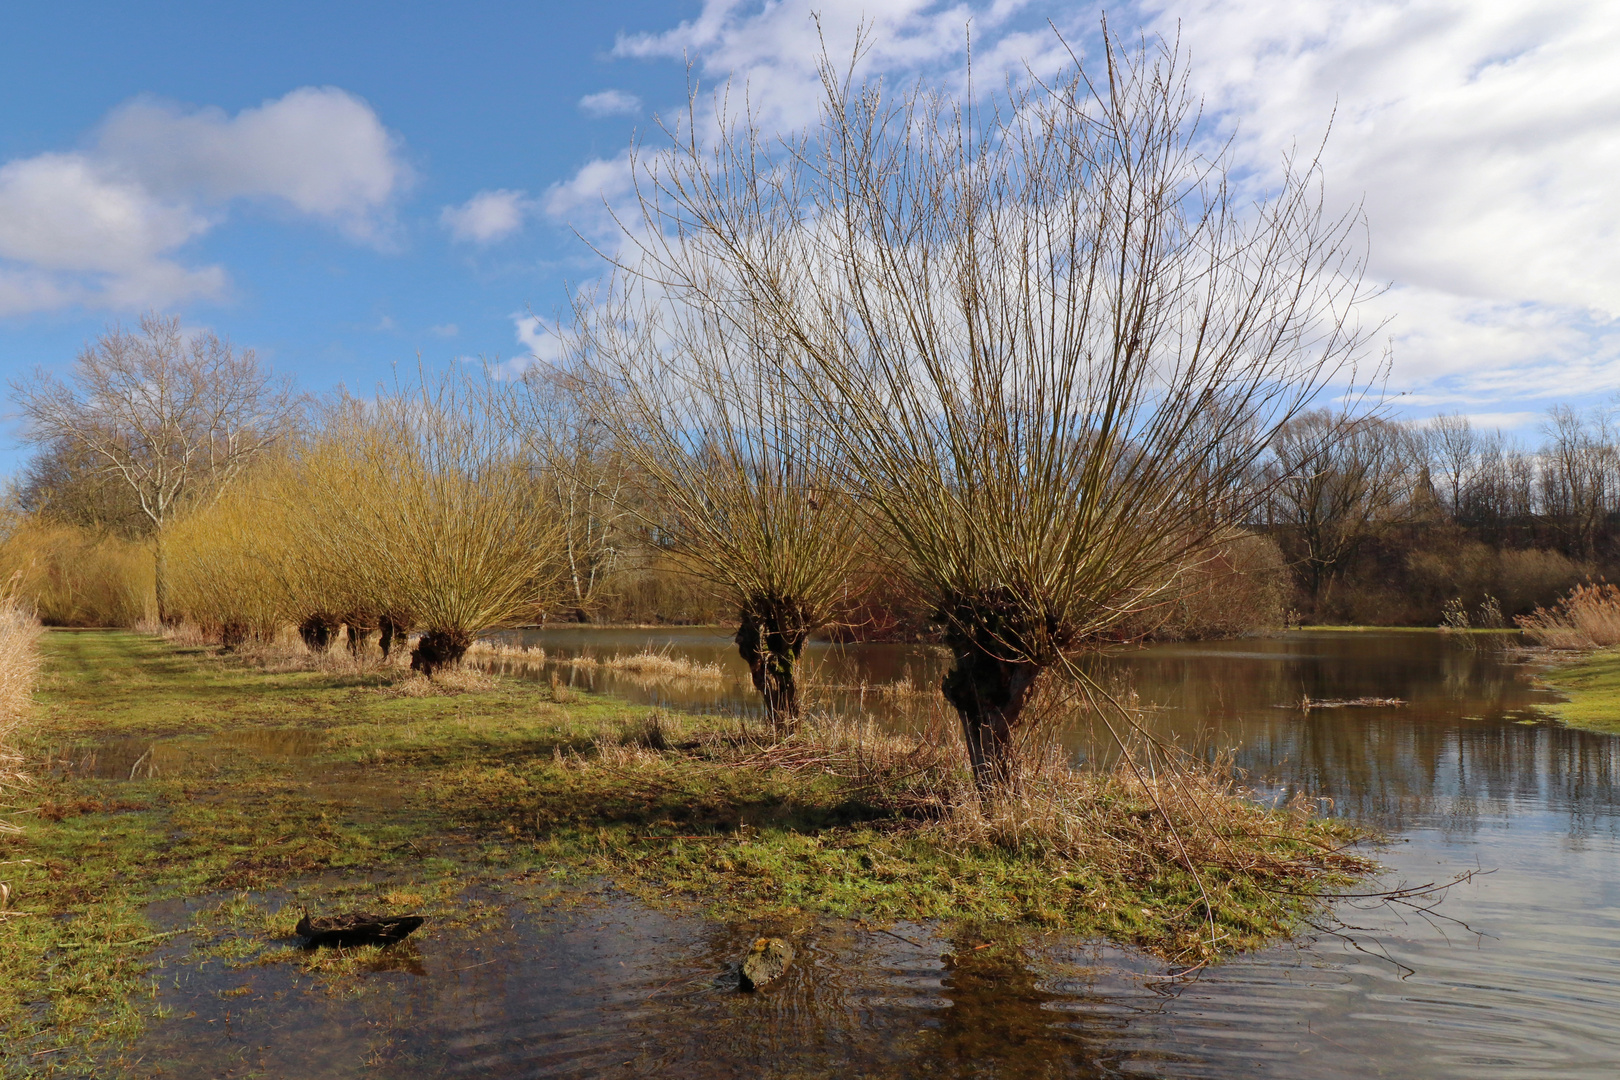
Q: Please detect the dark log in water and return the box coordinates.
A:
[295,912,425,947]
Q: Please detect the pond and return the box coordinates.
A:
[121,629,1620,1078]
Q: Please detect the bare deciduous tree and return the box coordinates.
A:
[614,28,1373,788]
[511,366,633,623]
[12,314,301,620]
[1267,411,1417,604]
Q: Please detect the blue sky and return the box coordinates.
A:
[3,1,1617,472]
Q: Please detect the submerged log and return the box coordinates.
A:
[294,912,424,947]
[739,936,794,990]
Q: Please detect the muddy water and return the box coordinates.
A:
[113,631,1620,1077]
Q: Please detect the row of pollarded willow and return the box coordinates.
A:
[167,372,568,674]
[573,30,1373,789]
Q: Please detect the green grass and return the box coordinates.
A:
[1535,648,1620,734]
[1,630,1365,1076]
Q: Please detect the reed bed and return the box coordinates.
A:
[1517,583,1620,649]
[465,642,728,684]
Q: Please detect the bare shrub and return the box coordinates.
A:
[0,521,153,626]
[308,374,568,675]
[565,282,862,733]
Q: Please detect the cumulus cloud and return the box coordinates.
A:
[95,87,409,241]
[578,89,644,117]
[0,86,407,316]
[441,189,534,244]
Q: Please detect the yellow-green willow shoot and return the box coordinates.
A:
[166,473,297,645]
[303,373,569,674]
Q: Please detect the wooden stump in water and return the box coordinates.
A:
[739,936,794,990]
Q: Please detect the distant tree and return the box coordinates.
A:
[1424,413,1477,522]
[1540,405,1619,560]
[510,366,634,623]
[15,439,149,537]
[11,314,302,621]
[1267,411,1418,604]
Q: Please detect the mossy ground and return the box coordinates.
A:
[1535,648,1620,734]
[2,631,1363,1076]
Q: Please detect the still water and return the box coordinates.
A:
[121,630,1619,1078]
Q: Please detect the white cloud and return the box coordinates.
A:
[96,87,409,242]
[0,153,225,315]
[0,86,407,316]
[614,0,1044,133]
[514,312,564,364]
[578,89,644,117]
[541,151,634,232]
[1135,0,1620,407]
[429,323,459,338]
[441,189,533,244]
[584,0,1620,415]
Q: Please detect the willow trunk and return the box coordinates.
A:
[735,596,811,734]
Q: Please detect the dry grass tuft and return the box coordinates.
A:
[467,642,728,688]
[0,591,44,838]
[384,667,499,697]
[1517,582,1620,649]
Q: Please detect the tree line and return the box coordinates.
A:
[1261,406,1620,625]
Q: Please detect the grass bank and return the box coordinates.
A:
[3,631,1370,1075]
[1533,649,1620,735]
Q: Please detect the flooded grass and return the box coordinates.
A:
[0,630,1370,1076]
[1533,647,1620,734]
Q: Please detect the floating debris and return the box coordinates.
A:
[1283,696,1407,710]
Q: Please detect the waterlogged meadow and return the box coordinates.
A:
[2,628,1377,1075]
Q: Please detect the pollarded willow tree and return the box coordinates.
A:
[562,285,863,732]
[303,373,570,675]
[615,29,1373,790]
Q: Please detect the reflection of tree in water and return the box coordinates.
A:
[901,932,1123,1080]
[1072,634,1620,835]
[627,919,1161,1080]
